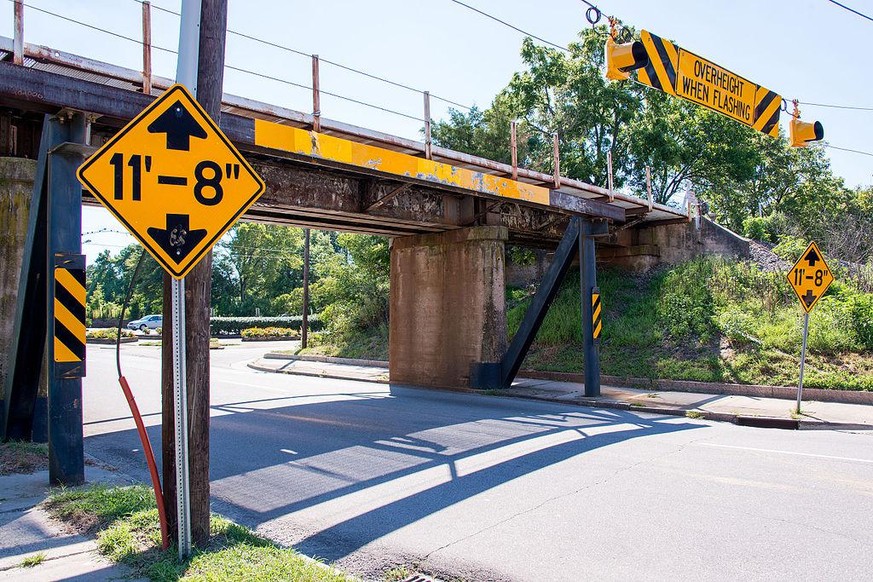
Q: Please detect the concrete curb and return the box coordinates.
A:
[520,370,873,406]
[248,360,390,383]
[263,352,389,369]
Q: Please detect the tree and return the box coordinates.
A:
[214,223,302,315]
[627,94,760,204]
[434,28,644,189]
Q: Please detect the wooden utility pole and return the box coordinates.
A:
[161,0,227,548]
[302,228,310,348]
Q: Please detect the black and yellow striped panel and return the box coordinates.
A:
[54,266,86,363]
[592,292,602,341]
[753,87,781,138]
[638,30,678,96]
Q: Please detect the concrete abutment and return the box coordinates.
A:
[389,226,508,389]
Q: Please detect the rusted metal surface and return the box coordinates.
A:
[0,33,689,222]
[13,0,23,66]
[423,91,432,160]
[510,120,518,180]
[552,133,560,189]
[0,38,696,241]
[141,1,152,95]
[311,54,320,132]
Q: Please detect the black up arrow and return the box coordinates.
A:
[147,100,207,151]
[804,247,821,267]
[147,214,207,264]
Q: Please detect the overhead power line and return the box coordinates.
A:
[825,144,873,158]
[799,101,873,112]
[21,1,428,123]
[825,0,873,23]
[447,0,570,52]
[133,0,472,110]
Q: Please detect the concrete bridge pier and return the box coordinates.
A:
[389,226,508,389]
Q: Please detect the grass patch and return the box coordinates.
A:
[45,485,356,581]
[298,325,388,361]
[0,440,48,475]
[383,566,413,581]
[19,552,46,567]
[685,410,705,419]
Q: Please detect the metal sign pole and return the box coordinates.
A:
[796,312,809,414]
[171,278,191,557]
[174,0,201,560]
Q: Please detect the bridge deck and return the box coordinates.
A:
[0,37,688,241]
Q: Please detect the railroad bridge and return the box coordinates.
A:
[0,34,726,399]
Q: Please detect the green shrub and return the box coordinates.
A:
[86,328,135,340]
[742,216,772,242]
[657,258,718,341]
[240,327,300,339]
[772,236,809,263]
[210,316,320,335]
[848,294,873,350]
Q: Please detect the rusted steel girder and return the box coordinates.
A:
[0,61,625,241]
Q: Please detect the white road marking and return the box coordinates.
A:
[696,442,873,464]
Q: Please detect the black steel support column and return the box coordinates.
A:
[580,220,601,397]
[2,118,53,441]
[46,112,88,486]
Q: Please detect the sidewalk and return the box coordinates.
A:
[0,465,146,582]
[251,355,873,431]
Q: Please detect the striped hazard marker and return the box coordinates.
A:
[54,265,86,364]
[592,290,602,342]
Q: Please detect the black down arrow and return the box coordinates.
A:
[148,214,207,264]
[147,100,207,151]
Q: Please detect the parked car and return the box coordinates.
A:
[127,314,162,331]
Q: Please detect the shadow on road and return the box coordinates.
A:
[85,382,704,562]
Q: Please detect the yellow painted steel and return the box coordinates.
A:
[254,120,551,207]
[54,298,86,343]
[753,87,781,137]
[55,267,85,305]
[676,50,756,125]
[54,337,80,363]
[638,30,678,96]
[592,292,602,340]
[605,37,646,81]
[637,29,781,139]
[789,118,824,147]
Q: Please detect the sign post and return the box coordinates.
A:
[786,241,834,413]
[77,82,264,559]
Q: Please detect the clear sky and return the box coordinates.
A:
[5,0,871,258]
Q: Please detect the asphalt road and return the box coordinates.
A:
[83,343,873,582]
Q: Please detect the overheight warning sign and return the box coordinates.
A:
[637,30,780,137]
[787,241,834,313]
[78,84,265,279]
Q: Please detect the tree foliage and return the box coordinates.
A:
[432,25,865,266]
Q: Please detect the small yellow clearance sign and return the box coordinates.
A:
[787,241,834,313]
[676,50,756,126]
[78,84,265,279]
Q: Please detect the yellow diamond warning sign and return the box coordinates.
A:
[77,84,265,279]
[787,241,834,313]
